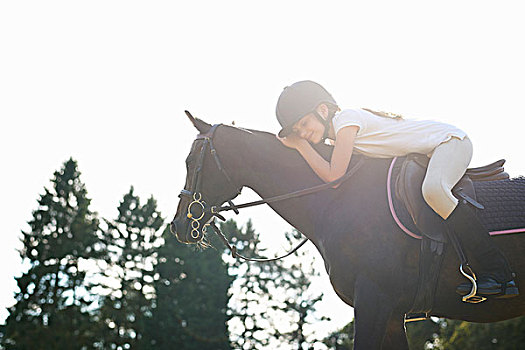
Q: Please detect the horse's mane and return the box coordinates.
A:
[229,125,334,163]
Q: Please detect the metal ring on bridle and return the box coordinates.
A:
[191,228,201,239]
[187,193,205,221]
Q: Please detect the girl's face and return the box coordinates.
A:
[292,113,325,144]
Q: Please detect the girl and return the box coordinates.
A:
[275,80,518,299]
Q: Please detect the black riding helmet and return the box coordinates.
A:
[276,80,338,138]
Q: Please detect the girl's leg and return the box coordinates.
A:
[422,136,473,219]
[423,136,518,298]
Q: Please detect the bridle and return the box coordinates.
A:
[178,123,241,241]
[176,115,365,262]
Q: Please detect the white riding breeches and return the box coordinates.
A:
[422,136,474,220]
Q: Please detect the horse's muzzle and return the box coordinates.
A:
[170,216,204,244]
[170,217,186,243]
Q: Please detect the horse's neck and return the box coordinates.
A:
[215,127,323,238]
[217,128,311,195]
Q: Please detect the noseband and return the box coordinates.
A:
[177,116,365,262]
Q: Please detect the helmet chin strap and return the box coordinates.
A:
[313,110,332,141]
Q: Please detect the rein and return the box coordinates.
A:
[180,118,364,262]
[210,221,309,262]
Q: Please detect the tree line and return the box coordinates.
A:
[1,159,524,349]
[0,159,328,349]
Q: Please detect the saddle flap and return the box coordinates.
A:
[395,154,448,243]
[394,153,494,242]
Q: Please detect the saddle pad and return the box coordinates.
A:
[475,177,525,234]
[387,158,525,238]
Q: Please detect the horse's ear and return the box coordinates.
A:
[185,110,212,134]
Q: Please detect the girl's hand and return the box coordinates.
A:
[276,134,308,149]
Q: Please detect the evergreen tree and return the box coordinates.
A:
[96,187,164,349]
[323,318,443,349]
[1,159,101,350]
[323,316,525,349]
[432,316,525,349]
[143,224,233,349]
[405,318,440,349]
[226,222,326,349]
[224,219,272,349]
[323,320,354,349]
[266,230,327,349]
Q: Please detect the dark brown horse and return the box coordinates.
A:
[170,116,525,349]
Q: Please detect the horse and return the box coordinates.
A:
[170,114,525,349]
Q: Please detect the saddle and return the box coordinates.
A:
[396,154,509,243]
[395,154,509,316]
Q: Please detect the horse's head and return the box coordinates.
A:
[170,112,242,245]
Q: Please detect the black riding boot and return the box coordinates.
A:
[446,200,519,298]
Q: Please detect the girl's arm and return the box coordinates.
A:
[280,126,359,183]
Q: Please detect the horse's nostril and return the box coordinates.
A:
[170,220,177,235]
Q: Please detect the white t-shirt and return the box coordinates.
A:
[332,108,467,158]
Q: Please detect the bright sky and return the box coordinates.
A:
[1,0,524,339]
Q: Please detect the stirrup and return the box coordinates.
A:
[459,264,487,304]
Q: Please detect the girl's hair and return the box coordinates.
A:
[325,102,341,119]
[363,108,404,120]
